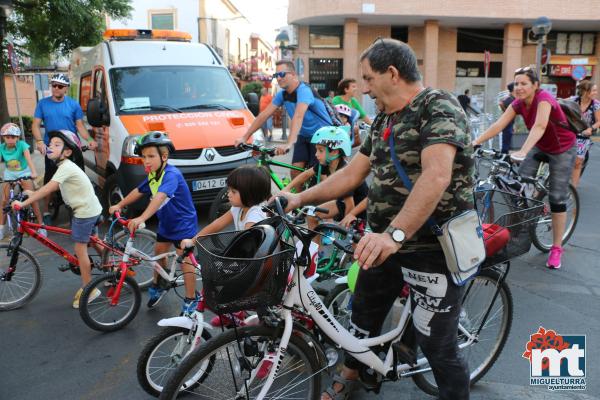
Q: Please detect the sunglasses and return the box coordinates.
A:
[273,71,288,79]
[51,84,67,89]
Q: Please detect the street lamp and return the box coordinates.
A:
[275,30,290,60]
[532,16,552,79]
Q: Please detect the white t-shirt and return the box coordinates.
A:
[230,204,266,231]
[51,159,102,218]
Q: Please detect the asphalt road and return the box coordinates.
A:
[1,145,599,400]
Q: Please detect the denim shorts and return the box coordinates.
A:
[71,215,100,243]
[291,135,317,166]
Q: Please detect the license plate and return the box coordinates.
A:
[192,177,226,191]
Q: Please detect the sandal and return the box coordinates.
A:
[322,374,357,400]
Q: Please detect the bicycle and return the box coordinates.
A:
[158,195,544,400]
[208,143,311,222]
[78,216,202,332]
[473,147,579,252]
[1,176,34,238]
[0,199,156,311]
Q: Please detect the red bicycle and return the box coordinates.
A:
[0,197,155,311]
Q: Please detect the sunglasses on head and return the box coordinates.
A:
[273,71,288,79]
[51,84,67,89]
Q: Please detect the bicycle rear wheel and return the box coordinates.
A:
[0,244,42,311]
[531,184,579,252]
[79,272,141,332]
[137,326,213,397]
[411,267,513,395]
[102,228,157,289]
[159,325,322,400]
[324,284,353,331]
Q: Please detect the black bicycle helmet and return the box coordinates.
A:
[47,130,84,170]
[134,131,175,156]
[213,224,283,303]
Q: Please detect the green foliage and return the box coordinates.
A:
[7,0,132,58]
[9,115,33,134]
[241,81,264,99]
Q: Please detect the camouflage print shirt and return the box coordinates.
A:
[360,88,475,251]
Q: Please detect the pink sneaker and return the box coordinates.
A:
[546,246,563,269]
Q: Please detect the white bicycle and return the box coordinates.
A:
[158,198,530,399]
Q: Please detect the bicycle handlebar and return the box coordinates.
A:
[238,142,277,156]
[112,211,145,231]
[0,176,32,184]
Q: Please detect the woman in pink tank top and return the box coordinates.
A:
[473,66,577,270]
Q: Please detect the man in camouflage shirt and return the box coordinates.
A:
[281,38,472,400]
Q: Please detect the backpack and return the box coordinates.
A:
[556,98,589,134]
[282,83,343,126]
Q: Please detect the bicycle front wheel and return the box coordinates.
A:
[208,187,231,223]
[102,228,157,289]
[411,267,513,395]
[531,184,579,252]
[159,325,322,400]
[0,244,42,311]
[137,326,213,397]
[79,272,141,332]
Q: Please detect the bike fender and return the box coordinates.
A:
[157,316,194,329]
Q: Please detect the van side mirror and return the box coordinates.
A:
[87,97,110,127]
[245,92,259,117]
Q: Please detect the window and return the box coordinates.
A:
[309,26,343,49]
[93,69,105,99]
[457,29,504,53]
[149,10,175,30]
[456,61,502,78]
[391,26,408,43]
[547,32,595,55]
[309,58,343,96]
[79,73,92,112]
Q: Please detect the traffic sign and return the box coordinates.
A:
[571,65,587,81]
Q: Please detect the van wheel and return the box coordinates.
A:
[103,174,126,216]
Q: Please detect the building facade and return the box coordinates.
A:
[288,0,600,112]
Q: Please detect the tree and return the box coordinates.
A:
[1,0,132,124]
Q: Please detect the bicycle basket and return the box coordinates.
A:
[195,230,295,314]
[474,189,544,268]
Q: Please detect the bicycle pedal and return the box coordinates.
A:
[58,264,71,272]
[392,341,417,366]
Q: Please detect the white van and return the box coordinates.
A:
[70,29,259,211]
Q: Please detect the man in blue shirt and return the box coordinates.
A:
[32,74,97,223]
[235,60,332,178]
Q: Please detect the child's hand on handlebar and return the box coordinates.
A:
[127,217,145,232]
[108,205,121,215]
[510,150,527,162]
[180,238,195,249]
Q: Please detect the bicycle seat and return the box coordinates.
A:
[533,153,550,163]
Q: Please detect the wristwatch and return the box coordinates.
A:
[385,226,406,245]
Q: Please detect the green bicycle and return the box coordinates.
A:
[207,143,312,222]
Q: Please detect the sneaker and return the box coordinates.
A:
[43,213,52,226]
[37,228,47,238]
[546,245,563,269]
[210,311,248,328]
[180,293,200,316]
[147,285,167,308]
[72,287,102,309]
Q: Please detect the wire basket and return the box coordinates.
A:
[195,231,295,314]
[474,189,544,268]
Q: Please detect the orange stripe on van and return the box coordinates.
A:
[119,110,253,150]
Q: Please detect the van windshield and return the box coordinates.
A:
[110,66,246,114]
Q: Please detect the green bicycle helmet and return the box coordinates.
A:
[134,131,175,156]
[310,126,352,157]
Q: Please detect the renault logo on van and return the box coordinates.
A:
[204,149,216,162]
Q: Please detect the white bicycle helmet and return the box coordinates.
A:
[1,123,21,137]
[50,73,70,86]
[334,104,353,118]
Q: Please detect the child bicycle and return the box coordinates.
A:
[78,213,202,332]
[0,199,155,311]
[159,194,544,400]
